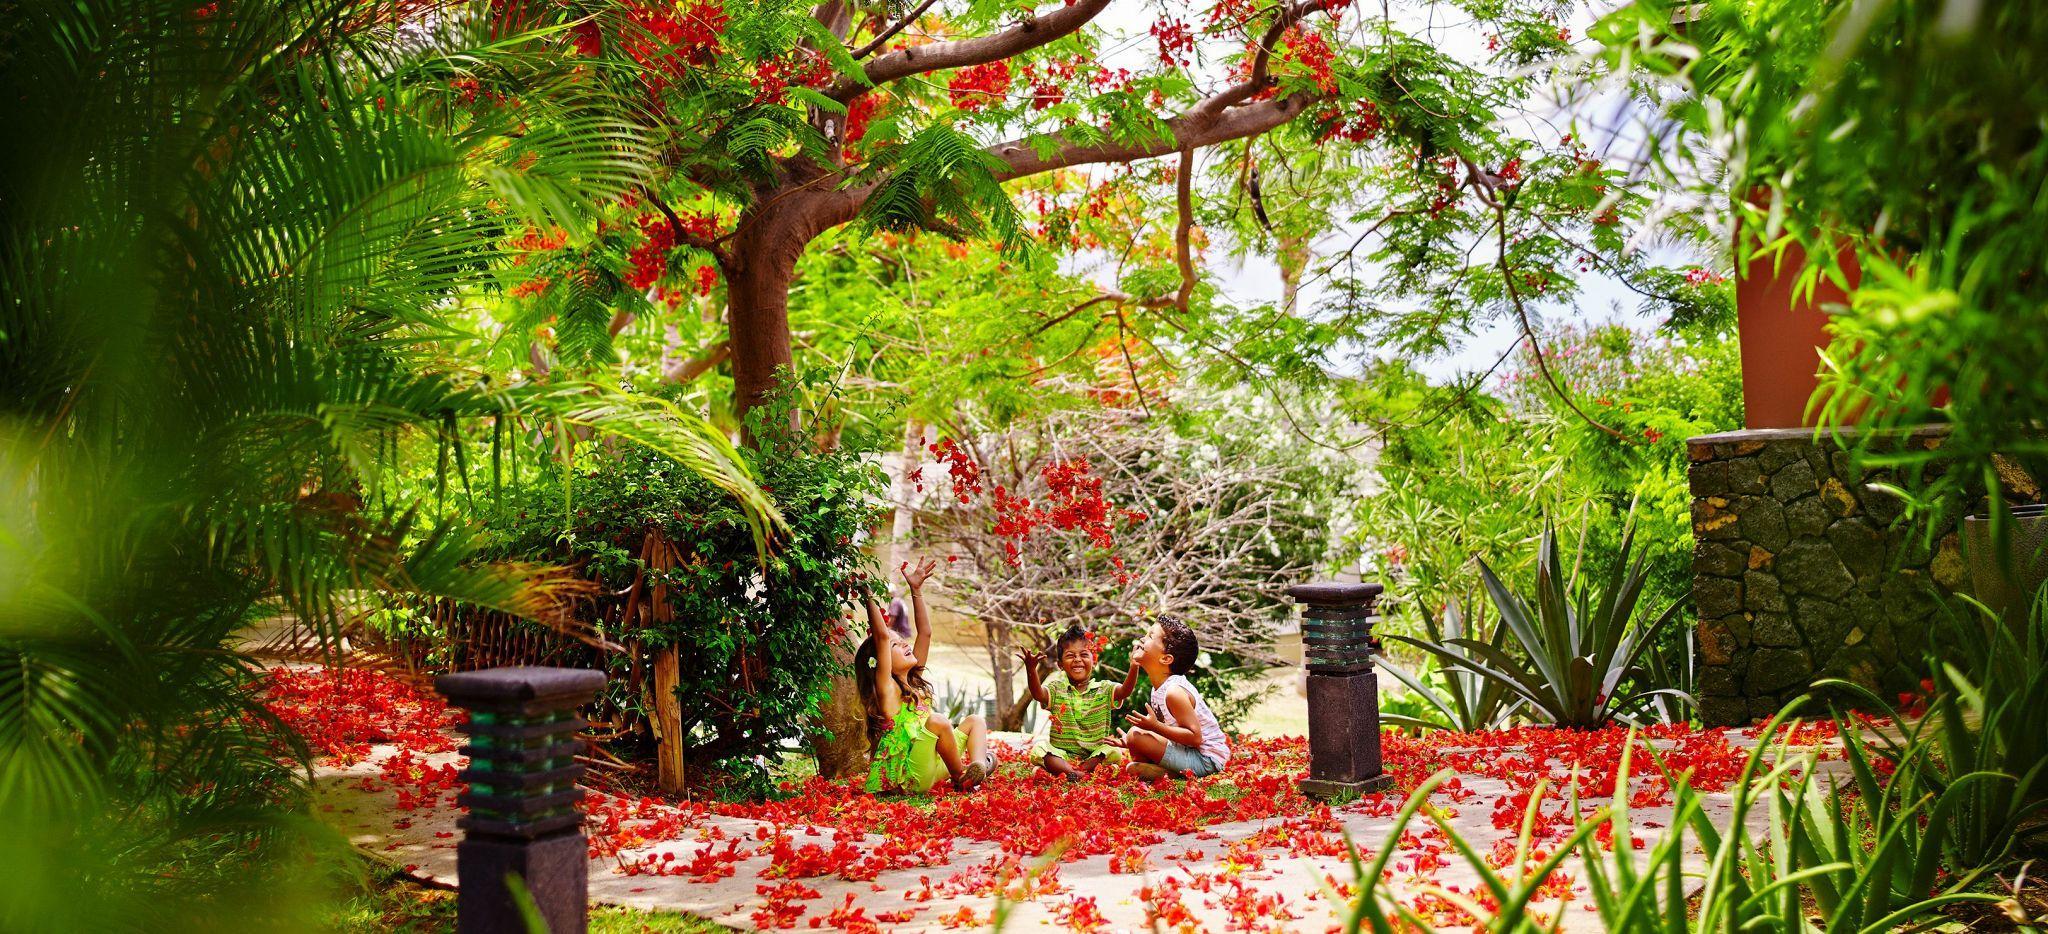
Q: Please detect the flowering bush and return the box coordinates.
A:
[487,396,886,792]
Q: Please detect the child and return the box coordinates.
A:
[1109,615,1230,779]
[854,557,994,793]
[1019,625,1141,781]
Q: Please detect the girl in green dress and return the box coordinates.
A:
[854,557,993,793]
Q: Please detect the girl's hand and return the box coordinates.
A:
[1018,649,1045,673]
[1127,712,1166,734]
[900,555,941,593]
[1103,730,1131,749]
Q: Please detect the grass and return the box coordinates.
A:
[322,863,739,933]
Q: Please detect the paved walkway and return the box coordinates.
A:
[315,728,1806,932]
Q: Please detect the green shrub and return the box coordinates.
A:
[490,404,885,792]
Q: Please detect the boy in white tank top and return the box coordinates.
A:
[1107,615,1230,778]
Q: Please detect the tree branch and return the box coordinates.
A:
[825,0,1115,103]
[1193,0,1329,117]
[1173,147,1196,311]
[663,339,732,384]
[850,0,942,59]
[990,92,1320,183]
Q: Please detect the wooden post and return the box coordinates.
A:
[641,530,686,795]
[653,646,685,794]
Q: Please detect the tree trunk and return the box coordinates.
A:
[643,531,686,794]
[724,240,799,420]
[988,617,1027,731]
[720,189,874,781]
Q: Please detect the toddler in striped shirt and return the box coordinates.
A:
[1020,625,1141,781]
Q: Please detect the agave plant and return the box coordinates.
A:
[1575,707,2002,934]
[1813,597,2048,874]
[1379,599,1521,733]
[1401,520,1687,729]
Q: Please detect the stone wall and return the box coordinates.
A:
[1687,428,1965,726]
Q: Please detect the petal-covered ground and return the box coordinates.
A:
[271,667,1832,932]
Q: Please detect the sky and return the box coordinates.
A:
[1065,0,1718,382]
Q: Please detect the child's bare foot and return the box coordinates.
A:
[1079,754,1105,772]
[1063,771,1083,784]
[955,761,987,791]
[1130,763,1169,782]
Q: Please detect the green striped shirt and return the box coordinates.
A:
[1046,677,1116,756]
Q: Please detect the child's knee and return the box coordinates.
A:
[960,714,986,731]
[924,712,955,733]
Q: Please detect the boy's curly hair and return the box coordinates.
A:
[1050,624,1093,659]
[1157,615,1198,676]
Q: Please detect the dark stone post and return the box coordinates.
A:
[435,666,606,934]
[1288,582,1392,799]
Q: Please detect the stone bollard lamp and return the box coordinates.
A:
[1288,582,1392,799]
[435,666,607,934]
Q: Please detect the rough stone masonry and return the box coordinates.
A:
[1686,427,1968,726]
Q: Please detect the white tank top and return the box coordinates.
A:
[1149,674,1230,766]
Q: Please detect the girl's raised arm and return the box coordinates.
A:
[866,597,895,683]
[901,556,940,667]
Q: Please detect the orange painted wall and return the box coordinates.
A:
[1734,240,1860,429]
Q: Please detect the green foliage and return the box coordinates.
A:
[1395,521,1687,728]
[490,389,884,790]
[1339,712,2006,932]
[1354,324,1740,704]
[1817,600,2048,873]
[0,0,771,923]
[1595,0,2048,526]
[1377,601,1521,733]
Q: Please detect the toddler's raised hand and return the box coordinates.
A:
[1017,648,1045,673]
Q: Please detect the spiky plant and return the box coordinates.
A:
[1401,519,1687,729]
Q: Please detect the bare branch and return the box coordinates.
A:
[1173,147,1196,311]
[1193,0,1329,117]
[663,339,732,384]
[990,92,1320,183]
[824,0,1115,103]
[850,0,942,59]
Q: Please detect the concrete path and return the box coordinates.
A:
[315,727,1815,932]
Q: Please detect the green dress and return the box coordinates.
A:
[865,702,948,793]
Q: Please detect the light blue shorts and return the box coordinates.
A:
[1159,741,1222,777]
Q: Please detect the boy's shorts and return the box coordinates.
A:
[1159,741,1222,777]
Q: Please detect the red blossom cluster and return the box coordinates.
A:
[1206,0,1261,28]
[1150,18,1196,67]
[1280,28,1339,93]
[752,49,835,105]
[922,438,983,503]
[1314,98,1382,143]
[843,92,880,154]
[625,214,675,290]
[623,1,729,99]
[1683,266,1727,286]
[947,61,1012,111]
[922,443,1145,576]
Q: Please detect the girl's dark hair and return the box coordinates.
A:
[1158,615,1199,676]
[853,634,933,753]
[1050,624,1093,658]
